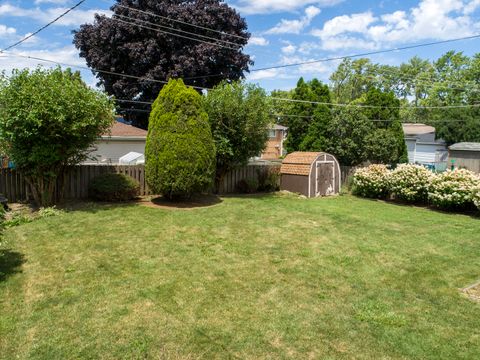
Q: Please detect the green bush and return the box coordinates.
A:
[257,168,280,192]
[89,173,140,202]
[146,79,216,199]
[237,178,259,194]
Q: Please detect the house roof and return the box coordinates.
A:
[402,123,435,136]
[272,124,288,131]
[281,152,322,176]
[449,142,480,151]
[102,121,147,139]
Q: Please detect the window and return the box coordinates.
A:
[268,129,276,138]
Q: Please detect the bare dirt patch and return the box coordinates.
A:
[461,282,480,302]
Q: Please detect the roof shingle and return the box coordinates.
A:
[102,122,147,138]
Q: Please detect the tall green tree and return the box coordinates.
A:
[361,88,408,164]
[204,81,271,188]
[325,107,372,166]
[0,67,114,206]
[145,79,216,199]
[283,78,331,153]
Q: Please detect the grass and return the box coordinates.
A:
[1,194,479,359]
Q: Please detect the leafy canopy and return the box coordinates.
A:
[74,0,251,128]
[0,67,114,206]
[145,79,216,199]
[204,81,271,183]
[283,78,331,153]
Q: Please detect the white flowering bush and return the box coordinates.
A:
[428,169,480,210]
[352,164,390,199]
[473,186,480,211]
[389,164,435,203]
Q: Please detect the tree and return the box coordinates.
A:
[0,67,114,206]
[364,129,400,164]
[145,79,215,199]
[325,107,372,166]
[74,0,251,128]
[360,88,408,164]
[203,81,271,188]
[283,78,331,153]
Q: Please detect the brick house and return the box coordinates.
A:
[261,124,288,160]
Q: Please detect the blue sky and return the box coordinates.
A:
[1,0,480,91]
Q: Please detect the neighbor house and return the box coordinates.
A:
[261,124,288,160]
[85,121,147,165]
[448,142,480,173]
[402,123,448,169]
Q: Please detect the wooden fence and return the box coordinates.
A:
[0,163,283,202]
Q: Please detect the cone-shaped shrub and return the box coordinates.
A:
[145,79,216,199]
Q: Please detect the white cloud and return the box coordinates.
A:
[234,0,343,15]
[464,0,480,14]
[249,36,269,46]
[34,0,71,4]
[0,24,16,37]
[266,6,321,34]
[247,68,283,81]
[0,4,110,27]
[281,43,297,55]
[310,0,480,50]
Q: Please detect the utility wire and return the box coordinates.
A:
[181,33,480,80]
[0,51,209,91]
[0,0,87,53]
[107,1,248,41]
[2,51,478,110]
[116,108,478,123]
[114,97,480,110]
[113,13,242,48]
[110,17,238,50]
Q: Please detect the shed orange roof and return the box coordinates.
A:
[102,121,147,138]
[281,152,322,176]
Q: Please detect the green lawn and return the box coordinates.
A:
[1,194,479,359]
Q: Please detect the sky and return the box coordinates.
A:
[0,0,480,92]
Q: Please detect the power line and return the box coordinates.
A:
[0,51,210,91]
[114,96,480,110]
[117,108,478,123]
[107,1,248,41]
[2,50,478,110]
[181,33,480,80]
[110,17,239,50]
[0,0,87,53]
[113,13,242,48]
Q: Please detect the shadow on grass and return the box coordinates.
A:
[0,249,25,282]
[146,194,223,210]
[356,196,480,219]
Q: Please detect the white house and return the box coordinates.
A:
[402,123,448,169]
[85,121,147,165]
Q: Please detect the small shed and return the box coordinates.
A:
[448,142,480,173]
[280,152,341,198]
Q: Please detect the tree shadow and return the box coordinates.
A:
[145,194,223,210]
[0,249,25,282]
[357,196,480,220]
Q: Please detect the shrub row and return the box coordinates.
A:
[352,164,480,212]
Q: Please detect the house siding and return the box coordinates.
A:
[261,130,285,160]
[449,150,480,173]
[85,139,146,164]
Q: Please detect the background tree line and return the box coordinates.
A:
[273,51,480,166]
